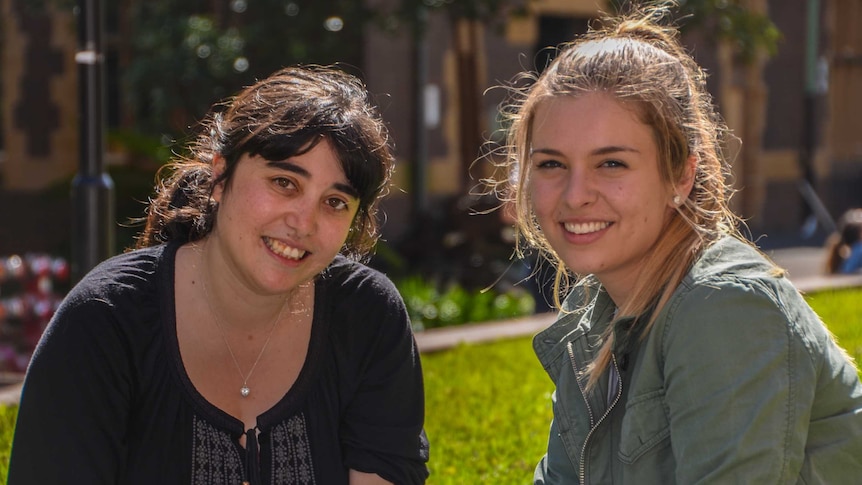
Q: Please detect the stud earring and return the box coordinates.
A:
[673,194,682,206]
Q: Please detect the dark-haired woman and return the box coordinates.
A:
[9,66,429,484]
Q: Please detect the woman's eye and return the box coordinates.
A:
[602,159,626,168]
[535,159,563,170]
[273,177,295,190]
[327,198,349,211]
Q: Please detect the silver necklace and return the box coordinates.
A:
[201,276,288,398]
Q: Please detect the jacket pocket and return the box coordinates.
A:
[618,389,671,464]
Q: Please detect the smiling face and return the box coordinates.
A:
[528,92,685,304]
[208,139,358,296]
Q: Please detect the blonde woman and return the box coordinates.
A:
[497,4,862,484]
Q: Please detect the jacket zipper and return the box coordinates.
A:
[567,343,622,485]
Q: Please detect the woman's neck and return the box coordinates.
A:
[182,240,310,333]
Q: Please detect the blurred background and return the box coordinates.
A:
[0,0,861,371]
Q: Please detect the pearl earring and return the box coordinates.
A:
[673,194,682,206]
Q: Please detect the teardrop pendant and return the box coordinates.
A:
[241,386,250,397]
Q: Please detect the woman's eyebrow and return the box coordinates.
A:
[266,160,309,177]
[529,145,640,157]
[590,145,640,156]
[266,159,359,198]
[529,147,563,157]
[334,182,360,199]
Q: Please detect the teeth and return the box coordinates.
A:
[264,237,306,260]
[564,221,610,235]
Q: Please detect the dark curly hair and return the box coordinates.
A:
[135,65,394,261]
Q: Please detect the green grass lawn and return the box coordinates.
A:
[422,337,554,484]
[811,287,862,365]
[0,407,13,483]
[421,286,862,484]
[0,287,859,484]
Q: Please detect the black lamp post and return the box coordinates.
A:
[71,0,115,283]
[411,3,429,218]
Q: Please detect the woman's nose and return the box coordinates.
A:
[284,199,317,237]
[562,169,597,208]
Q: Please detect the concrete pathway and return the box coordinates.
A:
[767,246,862,293]
[415,312,556,353]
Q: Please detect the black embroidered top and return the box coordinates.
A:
[8,242,429,484]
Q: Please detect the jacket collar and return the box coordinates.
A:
[532,236,775,371]
[533,282,616,369]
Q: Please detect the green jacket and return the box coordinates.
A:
[533,236,862,484]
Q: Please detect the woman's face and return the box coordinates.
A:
[209,139,359,296]
[528,92,682,303]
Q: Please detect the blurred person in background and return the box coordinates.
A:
[825,207,862,274]
[494,2,862,483]
[8,66,429,484]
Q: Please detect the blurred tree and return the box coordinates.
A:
[119,0,371,139]
[113,0,779,152]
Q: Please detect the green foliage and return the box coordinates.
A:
[123,0,370,138]
[423,337,553,484]
[107,129,177,167]
[118,0,533,143]
[397,276,535,330]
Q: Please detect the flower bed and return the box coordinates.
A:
[0,254,70,373]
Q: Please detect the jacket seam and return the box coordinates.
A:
[781,290,796,483]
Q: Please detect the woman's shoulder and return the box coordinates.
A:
[317,256,416,360]
[661,237,828,356]
[320,255,401,301]
[80,243,168,284]
[686,236,777,283]
[63,243,174,310]
[671,247,783,315]
[40,244,175,354]
[674,236,799,307]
